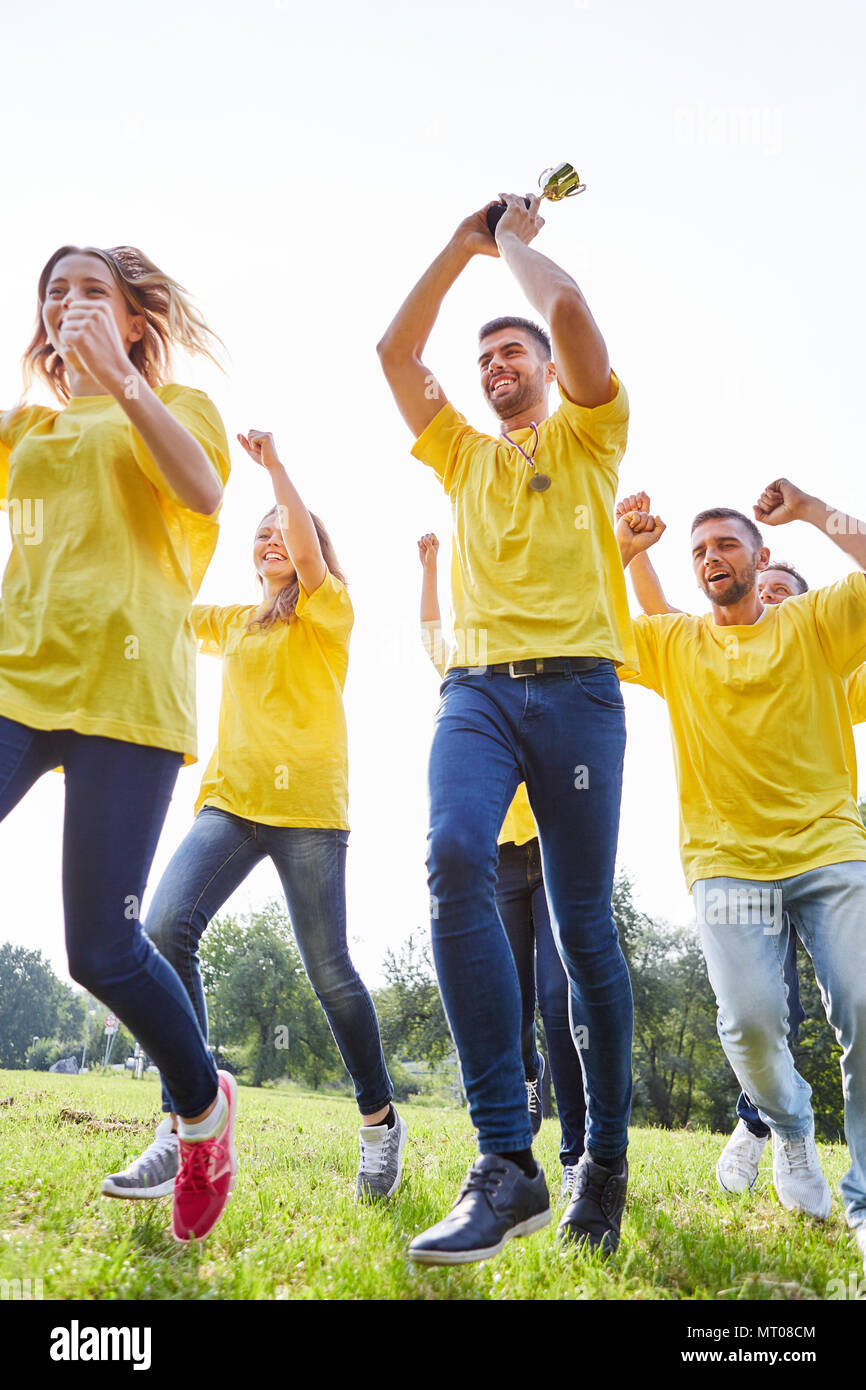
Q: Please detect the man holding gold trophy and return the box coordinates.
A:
[377,168,636,1265]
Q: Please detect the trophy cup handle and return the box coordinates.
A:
[539,165,587,200]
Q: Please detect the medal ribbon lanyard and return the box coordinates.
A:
[501,423,550,491]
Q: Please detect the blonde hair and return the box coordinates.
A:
[248,509,348,632]
[22,244,225,403]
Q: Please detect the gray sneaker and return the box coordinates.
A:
[355,1109,408,1202]
[101,1117,178,1199]
[560,1163,579,1201]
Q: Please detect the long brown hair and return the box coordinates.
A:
[22,244,224,403]
[248,508,348,632]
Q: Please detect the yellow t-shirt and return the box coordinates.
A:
[847,663,866,726]
[0,385,229,762]
[421,619,538,847]
[194,570,352,828]
[411,379,636,672]
[498,782,538,848]
[620,574,866,888]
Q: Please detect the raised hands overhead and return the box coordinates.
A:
[417,532,440,570]
[237,429,280,471]
[615,496,666,558]
[753,477,812,527]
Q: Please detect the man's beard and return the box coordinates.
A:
[486,371,545,421]
[699,563,757,607]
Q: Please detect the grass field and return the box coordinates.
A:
[0,1069,862,1302]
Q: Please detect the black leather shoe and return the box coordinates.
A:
[556,1153,627,1256]
[409,1155,551,1266]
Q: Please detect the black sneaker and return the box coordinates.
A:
[526,1053,545,1137]
[409,1154,551,1266]
[556,1152,627,1256]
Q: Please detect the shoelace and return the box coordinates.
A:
[359,1128,395,1176]
[728,1154,759,1181]
[561,1164,578,1195]
[460,1163,508,1199]
[779,1136,812,1174]
[176,1139,221,1193]
[526,1077,542,1109]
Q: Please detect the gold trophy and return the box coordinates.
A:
[486,162,586,236]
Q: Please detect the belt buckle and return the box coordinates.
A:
[508,659,544,678]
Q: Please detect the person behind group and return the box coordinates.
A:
[0,243,236,1242]
[378,191,635,1265]
[102,429,406,1207]
[615,479,866,1274]
[417,531,588,1198]
[617,492,866,1196]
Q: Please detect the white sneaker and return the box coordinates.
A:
[355,1109,408,1202]
[771,1124,832,1219]
[854,1223,866,1276]
[716,1119,768,1194]
[101,1116,178,1199]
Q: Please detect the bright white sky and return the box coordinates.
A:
[2,0,866,988]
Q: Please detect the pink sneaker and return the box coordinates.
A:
[172,1071,237,1243]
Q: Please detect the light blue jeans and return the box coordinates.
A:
[694,862,866,1226]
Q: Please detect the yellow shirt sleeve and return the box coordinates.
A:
[421,620,452,678]
[127,386,230,595]
[0,412,16,505]
[617,613,667,693]
[0,405,54,509]
[128,385,230,506]
[846,662,866,725]
[808,572,866,677]
[555,373,629,474]
[192,604,233,655]
[410,403,486,496]
[296,570,354,646]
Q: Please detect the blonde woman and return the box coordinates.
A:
[0,244,236,1242]
[103,430,405,1205]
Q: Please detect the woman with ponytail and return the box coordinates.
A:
[0,244,236,1242]
[102,430,405,1206]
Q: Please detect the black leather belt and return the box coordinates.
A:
[489,657,603,677]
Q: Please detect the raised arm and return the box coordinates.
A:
[57,300,223,515]
[418,533,442,623]
[418,532,451,677]
[615,493,681,614]
[615,500,667,571]
[754,478,866,572]
[493,193,613,409]
[238,431,327,594]
[376,206,499,437]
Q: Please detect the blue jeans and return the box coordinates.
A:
[427,662,632,1160]
[736,926,805,1138]
[146,806,392,1116]
[496,838,587,1166]
[0,716,218,1116]
[694,865,866,1225]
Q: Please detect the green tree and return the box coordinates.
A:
[374,932,452,1071]
[0,943,84,1068]
[201,903,346,1090]
[615,877,731,1130]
